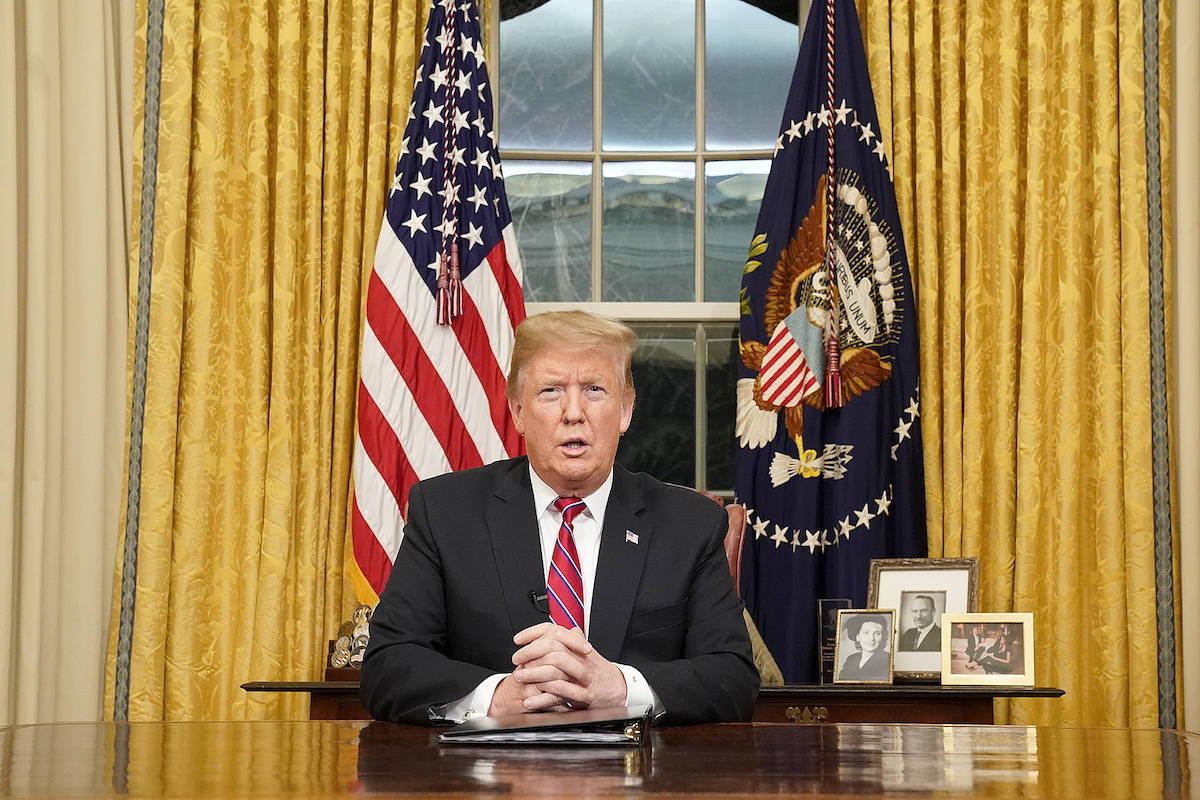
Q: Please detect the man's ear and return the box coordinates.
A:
[619,395,634,434]
[508,397,526,435]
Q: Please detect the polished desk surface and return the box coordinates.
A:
[0,719,1191,798]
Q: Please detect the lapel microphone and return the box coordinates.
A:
[528,589,549,615]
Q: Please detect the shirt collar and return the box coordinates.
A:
[528,464,615,526]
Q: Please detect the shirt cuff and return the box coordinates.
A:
[430,673,508,723]
[615,663,663,718]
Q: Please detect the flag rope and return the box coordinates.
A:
[822,0,843,408]
[437,0,463,324]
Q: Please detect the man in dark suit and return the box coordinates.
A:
[361,311,758,725]
[897,594,941,651]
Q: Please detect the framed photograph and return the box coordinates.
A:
[940,612,1035,686]
[832,609,895,685]
[867,558,979,681]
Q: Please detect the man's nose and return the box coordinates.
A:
[561,387,585,420]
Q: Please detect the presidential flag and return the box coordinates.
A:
[352,0,525,602]
[735,0,926,682]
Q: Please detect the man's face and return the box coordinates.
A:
[508,346,633,498]
[911,598,935,628]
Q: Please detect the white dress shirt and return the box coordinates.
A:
[438,466,660,721]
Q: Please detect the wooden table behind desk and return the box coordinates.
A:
[0,720,1190,798]
[242,681,1065,724]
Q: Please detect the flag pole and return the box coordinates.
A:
[822,0,843,408]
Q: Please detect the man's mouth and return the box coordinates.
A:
[560,439,588,453]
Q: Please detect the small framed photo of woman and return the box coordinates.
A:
[833,609,895,684]
[940,613,1035,686]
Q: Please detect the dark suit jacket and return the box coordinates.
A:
[898,624,941,651]
[360,457,759,725]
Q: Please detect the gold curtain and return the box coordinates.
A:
[859,0,1174,726]
[104,0,428,720]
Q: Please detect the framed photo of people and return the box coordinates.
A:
[867,557,979,681]
[940,612,1035,686]
[832,609,895,684]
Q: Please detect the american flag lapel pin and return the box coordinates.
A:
[625,530,639,545]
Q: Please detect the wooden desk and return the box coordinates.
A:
[0,720,1189,798]
[242,680,1064,724]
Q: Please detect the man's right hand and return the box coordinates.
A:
[487,673,570,716]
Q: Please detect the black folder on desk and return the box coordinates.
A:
[438,705,651,746]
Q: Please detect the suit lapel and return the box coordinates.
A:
[485,460,547,633]
[588,467,650,658]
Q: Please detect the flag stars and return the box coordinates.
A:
[800,529,822,554]
[449,145,466,167]
[905,396,920,419]
[452,109,470,133]
[416,138,437,164]
[876,488,893,517]
[398,136,410,159]
[430,65,449,90]
[786,119,803,141]
[817,107,833,127]
[894,417,913,443]
[471,148,492,173]
[834,99,852,124]
[455,69,473,96]
[752,515,770,541]
[873,139,888,162]
[471,114,487,137]
[771,524,789,549]
[773,134,785,157]
[410,172,433,199]
[803,111,815,134]
[440,180,460,206]
[858,121,876,144]
[466,184,489,211]
[390,173,403,194]
[463,222,484,249]
[854,503,875,529]
[435,26,455,51]
[422,101,444,127]
[838,516,854,540]
[435,216,456,239]
[401,209,427,237]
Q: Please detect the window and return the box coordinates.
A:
[496,0,802,493]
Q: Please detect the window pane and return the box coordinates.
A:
[601,162,695,302]
[705,0,798,149]
[506,160,592,301]
[619,325,696,486]
[499,0,592,150]
[704,160,769,302]
[704,323,739,493]
[602,0,695,151]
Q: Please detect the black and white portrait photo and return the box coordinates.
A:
[897,591,946,652]
[833,610,895,684]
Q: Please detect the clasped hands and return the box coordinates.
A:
[488,622,627,716]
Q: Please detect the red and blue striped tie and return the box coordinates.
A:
[548,497,586,633]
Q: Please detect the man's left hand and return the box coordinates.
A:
[510,623,628,710]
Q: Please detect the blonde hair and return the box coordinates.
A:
[505,311,637,400]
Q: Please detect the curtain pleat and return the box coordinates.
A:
[105,0,426,720]
[863,0,1172,726]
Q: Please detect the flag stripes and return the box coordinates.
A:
[351,0,525,601]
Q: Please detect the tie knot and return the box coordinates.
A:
[554,496,585,525]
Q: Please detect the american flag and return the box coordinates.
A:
[352,0,525,601]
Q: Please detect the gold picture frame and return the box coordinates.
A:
[832,609,895,685]
[940,612,1035,687]
[866,557,979,681]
